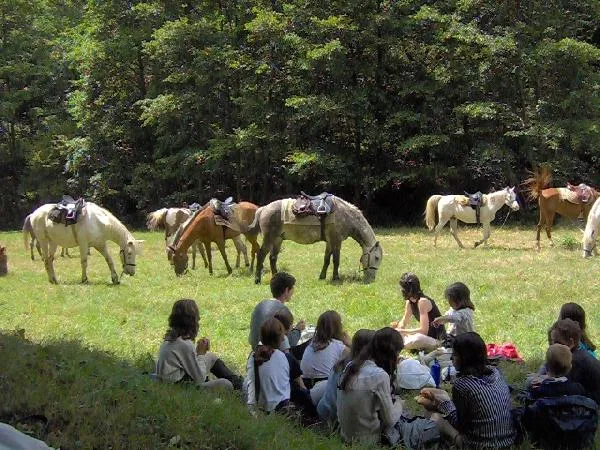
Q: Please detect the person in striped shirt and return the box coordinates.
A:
[417,332,516,448]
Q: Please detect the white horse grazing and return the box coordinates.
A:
[425,187,520,248]
[28,202,142,284]
[147,207,250,270]
[582,197,600,258]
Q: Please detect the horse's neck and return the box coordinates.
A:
[342,204,376,249]
[486,191,506,212]
[175,215,202,252]
[102,213,131,248]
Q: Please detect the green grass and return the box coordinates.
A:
[1,225,599,448]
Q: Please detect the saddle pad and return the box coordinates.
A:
[281,199,335,225]
[557,188,581,204]
[214,215,241,232]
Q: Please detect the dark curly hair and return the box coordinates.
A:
[270,272,296,298]
[164,298,199,342]
[340,327,403,391]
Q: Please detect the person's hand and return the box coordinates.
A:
[416,387,450,411]
[390,320,399,328]
[196,337,210,355]
[295,320,306,332]
[432,318,441,327]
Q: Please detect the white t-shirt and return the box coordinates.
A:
[246,349,290,412]
[301,339,346,379]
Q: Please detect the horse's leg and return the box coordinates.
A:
[331,243,342,281]
[248,236,260,272]
[204,241,214,275]
[536,211,544,251]
[96,244,120,284]
[319,242,333,280]
[216,239,233,275]
[42,241,58,284]
[474,222,491,248]
[191,242,196,270]
[433,217,450,247]
[79,242,90,284]
[255,235,273,284]
[449,218,465,249]
[198,241,209,268]
[30,237,35,260]
[269,238,283,276]
[232,236,248,268]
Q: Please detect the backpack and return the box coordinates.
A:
[522,395,598,449]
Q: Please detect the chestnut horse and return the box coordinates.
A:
[523,166,599,250]
[169,202,260,276]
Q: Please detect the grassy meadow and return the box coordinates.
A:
[1,224,599,448]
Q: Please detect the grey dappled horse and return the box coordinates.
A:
[248,196,382,283]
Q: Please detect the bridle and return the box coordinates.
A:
[583,240,596,257]
[120,248,136,268]
[360,242,380,272]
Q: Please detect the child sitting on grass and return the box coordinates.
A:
[528,343,585,399]
[432,282,475,344]
[156,298,243,391]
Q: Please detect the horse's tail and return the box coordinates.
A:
[425,195,442,230]
[522,165,552,201]
[23,215,32,252]
[146,208,168,230]
[247,206,263,235]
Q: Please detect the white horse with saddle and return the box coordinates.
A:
[27,202,142,284]
[582,197,600,258]
[425,187,519,248]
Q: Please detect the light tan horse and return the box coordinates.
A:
[248,196,382,284]
[28,202,142,284]
[170,202,260,276]
[523,166,599,250]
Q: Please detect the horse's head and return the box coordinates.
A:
[172,249,189,276]
[504,187,520,211]
[582,227,596,258]
[360,241,382,283]
[120,240,142,276]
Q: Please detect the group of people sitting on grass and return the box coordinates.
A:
[154,271,600,449]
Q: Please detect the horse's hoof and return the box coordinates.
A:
[81,278,89,284]
[112,279,120,285]
[49,279,58,285]
[319,274,326,280]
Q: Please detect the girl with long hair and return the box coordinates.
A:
[392,272,446,350]
[301,311,350,389]
[559,302,597,358]
[156,298,243,390]
[433,282,475,342]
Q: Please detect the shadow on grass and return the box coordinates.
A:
[0,330,348,450]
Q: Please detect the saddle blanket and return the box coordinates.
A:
[454,195,487,206]
[281,199,335,225]
[214,215,241,232]
[557,187,593,205]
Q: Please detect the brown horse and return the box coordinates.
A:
[523,166,599,250]
[169,202,261,276]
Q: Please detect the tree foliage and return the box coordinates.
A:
[1,0,599,228]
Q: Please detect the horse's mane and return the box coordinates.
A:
[90,203,133,242]
[334,196,361,213]
[522,166,552,201]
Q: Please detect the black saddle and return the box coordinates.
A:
[464,191,483,226]
[48,196,86,226]
[209,196,234,219]
[293,192,334,216]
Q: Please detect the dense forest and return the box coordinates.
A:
[2,0,600,228]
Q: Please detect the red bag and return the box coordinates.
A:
[486,342,523,362]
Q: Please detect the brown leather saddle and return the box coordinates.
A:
[292,192,334,240]
[464,191,483,226]
[209,197,234,219]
